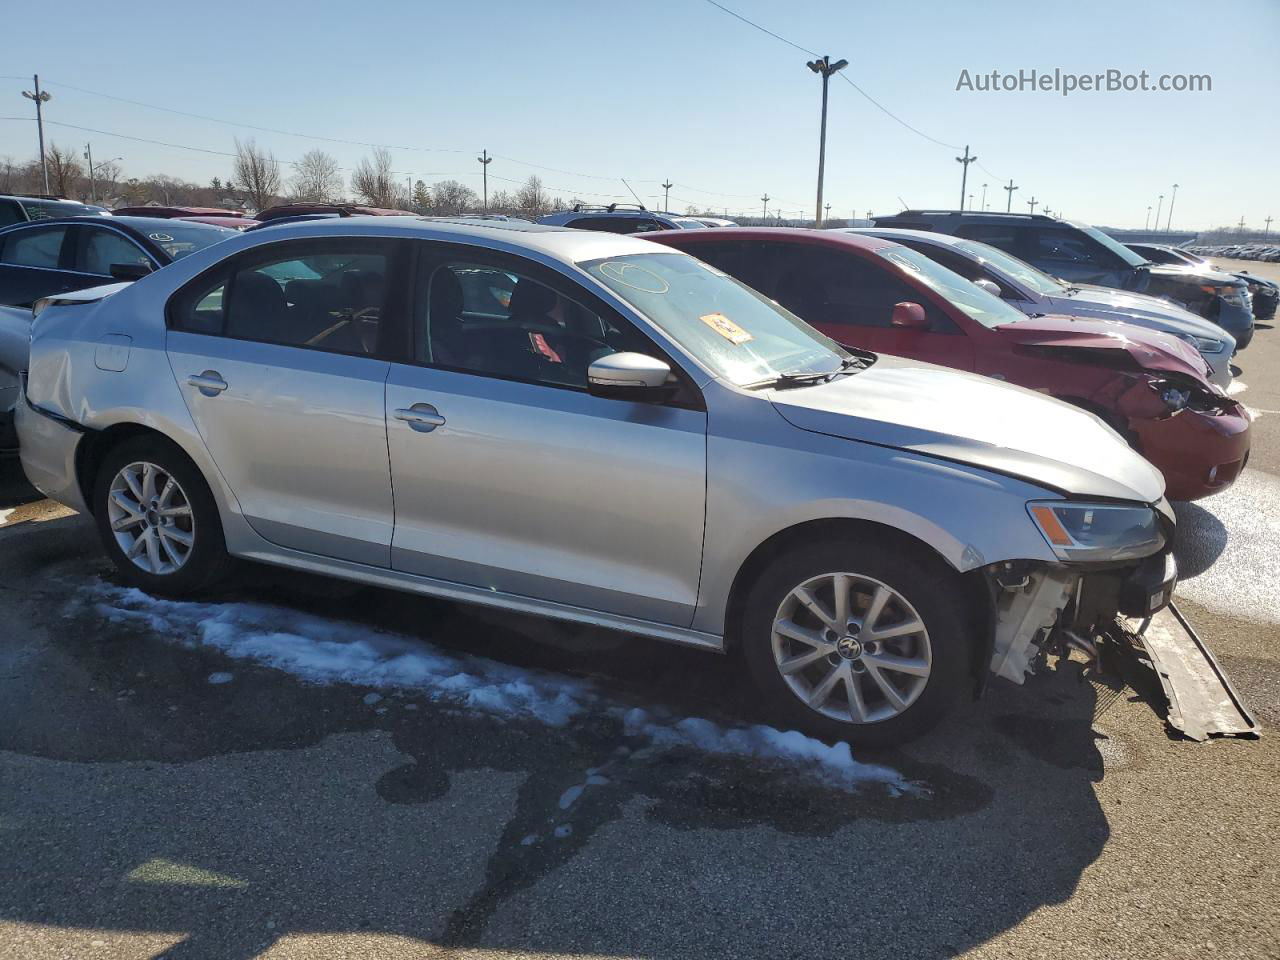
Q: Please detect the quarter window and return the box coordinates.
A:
[0,226,67,268]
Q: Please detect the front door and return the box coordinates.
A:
[166,237,398,566]
[385,249,707,626]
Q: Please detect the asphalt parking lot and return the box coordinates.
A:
[1,257,1278,960]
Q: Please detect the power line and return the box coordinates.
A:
[701,0,817,55]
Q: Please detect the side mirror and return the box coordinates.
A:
[587,352,674,402]
[890,301,930,330]
[973,278,1002,296]
[109,262,154,281]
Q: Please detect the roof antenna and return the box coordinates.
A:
[897,195,910,211]
[622,178,666,231]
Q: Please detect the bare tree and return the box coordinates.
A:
[515,175,548,218]
[45,143,84,199]
[92,159,122,198]
[289,148,342,202]
[350,147,398,207]
[233,138,282,213]
[487,189,514,216]
[430,179,478,216]
[0,156,17,193]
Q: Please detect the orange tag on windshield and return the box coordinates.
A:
[700,313,753,345]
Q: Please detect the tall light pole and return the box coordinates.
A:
[806,55,847,226]
[967,193,974,211]
[83,145,122,203]
[661,179,673,213]
[1153,193,1164,233]
[955,145,977,209]
[22,74,52,195]
[980,183,988,211]
[1145,206,1151,230]
[1165,183,1179,232]
[761,193,769,219]
[1026,196,1038,214]
[1003,179,1018,212]
[477,149,491,212]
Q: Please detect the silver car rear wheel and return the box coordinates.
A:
[106,460,196,576]
[772,572,932,725]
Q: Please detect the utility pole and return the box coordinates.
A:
[1153,194,1164,233]
[1003,179,1018,212]
[22,74,52,195]
[955,144,977,209]
[1145,206,1151,230]
[824,202,831,223]
[1026,196,1038,214]
[84,142,95,202]
[1166,183,1179,232]
[980,183,988,211]
[661,179,673,213]
[1265,216,1273,238]
[1237,215,1246,240]
[807,55,848,226]
[477,149,491,212]
[967,193,974,211]
[761,193,769,219]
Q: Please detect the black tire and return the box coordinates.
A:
[92,434,235,596]
[741,538,972,748]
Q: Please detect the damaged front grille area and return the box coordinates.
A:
[987,563,1077,683]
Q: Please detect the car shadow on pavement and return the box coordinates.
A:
[1171,498,1230,578]
[0,512,1117,960]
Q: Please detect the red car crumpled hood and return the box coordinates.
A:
[995,314,1211,383]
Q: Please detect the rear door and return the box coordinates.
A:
[0,223,83,306]
[166,237,400,566]
[384,243,707,626]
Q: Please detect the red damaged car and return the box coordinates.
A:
[647,228,1250,501]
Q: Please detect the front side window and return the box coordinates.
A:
[581,251,851,386]
[1073,223,1148,268]
[1029,228,1106,265]
[949,238,1066,296]
[419,257,647,389]
[78,228,152,276]
[171,241,390,355]
[875,246,1025,329]
[0,226,67,268]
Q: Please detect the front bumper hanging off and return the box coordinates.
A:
[1105,603,1260,741]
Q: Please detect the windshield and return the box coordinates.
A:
[951,237,1067,296]
[876,246,1026,329]
[139,222,237,260]
[1074,222,1149,268]
[581,252,851,386]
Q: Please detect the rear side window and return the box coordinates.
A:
[169,239,392,356]
[565,216,665,235]
[954,224,1022,255]
[0,200,24,227]
[0,226,68,268]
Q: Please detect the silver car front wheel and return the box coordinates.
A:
[106,460,196,575]
[772,572,933,725]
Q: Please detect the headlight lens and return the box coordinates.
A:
[1181,333,1225,353]
[1027,502,1165,562]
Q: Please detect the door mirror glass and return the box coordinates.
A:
[110,262,153,281]
[973,278,1002,297]
[587,352,674,401]
[889,301,930,330]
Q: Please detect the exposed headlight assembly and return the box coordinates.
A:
[1027,501,1165,562]
[1181,333,1226,353]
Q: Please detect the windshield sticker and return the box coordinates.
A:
[596,261,670,294]
[148,233,174,243]
[700,312,753,345]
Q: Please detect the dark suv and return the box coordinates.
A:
[871,211,1254,347]
[538,204,707,234]
[0,194,109,227]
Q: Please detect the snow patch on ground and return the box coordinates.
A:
[1227,379,1248,396]
[0,508,14,527]
[84,583,912,793]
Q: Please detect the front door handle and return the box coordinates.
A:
[187,371,228,396]
[394,403,446,433]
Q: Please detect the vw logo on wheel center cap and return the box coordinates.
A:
[835,635,863,659]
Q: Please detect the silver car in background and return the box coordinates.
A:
[17,217,1179,744]
[843,228,1238,387]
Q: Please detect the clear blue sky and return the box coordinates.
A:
[3,0,1277,229]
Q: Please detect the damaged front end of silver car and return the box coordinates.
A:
[981,560,1259,741]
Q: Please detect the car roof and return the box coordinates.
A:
[642,225,897,253]
[841,226,969,248]
[213,214,681,265]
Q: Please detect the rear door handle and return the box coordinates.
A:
[394,403,446,433]
[187,371,228,395]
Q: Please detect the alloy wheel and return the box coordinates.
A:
[106,460,196,575]
[771,572,932,724]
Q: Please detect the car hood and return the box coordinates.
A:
[767,354,1165,504]
[1149,264,1246,288]
[1046,286,1231,340]
[994,314,1212,382]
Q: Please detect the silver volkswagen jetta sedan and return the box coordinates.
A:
[16,217,1177,744]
